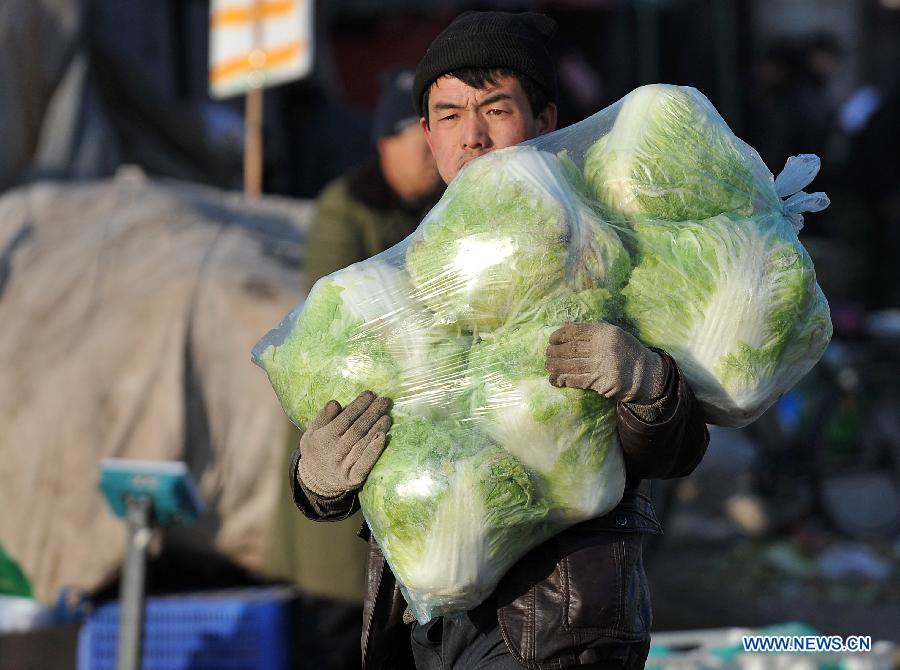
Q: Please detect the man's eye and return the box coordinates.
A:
[439,113,458,122]
[487,108,508,117]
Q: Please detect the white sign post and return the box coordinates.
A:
[208,0,313,196]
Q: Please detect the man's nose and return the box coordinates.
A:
[461,116,491,150]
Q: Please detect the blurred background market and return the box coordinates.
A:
[1,0,899,668]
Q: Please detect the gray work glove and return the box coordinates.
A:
[544,322,667,404]
[296,391,392,498]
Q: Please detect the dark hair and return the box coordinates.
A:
[421,67,550,127]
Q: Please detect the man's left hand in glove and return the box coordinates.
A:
[544,321,667,404]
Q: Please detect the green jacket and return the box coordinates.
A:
[304,159,442,286]
[269,159,441,603]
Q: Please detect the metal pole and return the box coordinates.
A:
[244,85,264,197]
[244,0,265,197]
[116,496,152,670]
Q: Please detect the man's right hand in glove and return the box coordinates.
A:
[296,391,392,498]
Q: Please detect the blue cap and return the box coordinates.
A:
[372,67,420,142]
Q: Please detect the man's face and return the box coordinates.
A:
[378,122,440,201]
[421,74,557,184]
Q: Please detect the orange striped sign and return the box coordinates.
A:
[211,0,294,28]
[208,0,313,99]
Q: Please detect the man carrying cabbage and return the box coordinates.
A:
[286,11,709,670]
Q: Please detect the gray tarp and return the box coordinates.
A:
[0,169,311,601]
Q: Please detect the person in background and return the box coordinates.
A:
[304,67,444,286]
[268,67,442,670]
[289,11,709,669]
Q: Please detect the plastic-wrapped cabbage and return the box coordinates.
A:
[354,289,627,621]
[253,147,629,623]
[254,81,833,624]
[468,289,625,521]
[621,211,832,427]
[252,260,467,425]
[406,145,630,330]
[470,355,624,522]
[359,417,552,621]
[527,83,832,427]
[582,84,778,222]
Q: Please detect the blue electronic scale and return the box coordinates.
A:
[99,459,204,670]
[99,459,204,525]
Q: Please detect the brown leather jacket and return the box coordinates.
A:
[290,352,709,669]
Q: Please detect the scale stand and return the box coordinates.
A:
[99,459,204,670]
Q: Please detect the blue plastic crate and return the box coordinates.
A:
[78,587,294,670]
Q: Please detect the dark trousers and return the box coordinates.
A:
[410,610,651,670]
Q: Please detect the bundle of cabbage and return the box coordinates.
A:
[253,145,630,622]
[254,84,833,622]
[560,83,832,427]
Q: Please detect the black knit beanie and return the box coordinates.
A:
[412,11,558,117]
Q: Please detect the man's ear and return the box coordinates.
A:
[536,102,558,136]
[420,117,435,154]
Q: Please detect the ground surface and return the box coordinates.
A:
[646,427,900,645]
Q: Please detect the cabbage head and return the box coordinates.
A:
[468,289,626,521]
[583,84,777,222]
[359,416,550,622]
[622,212,832,426]
[405,146,630,331]
[252,260,451,426]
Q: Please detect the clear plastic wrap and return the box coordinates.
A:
[525,84,832,427]
[253,83,832,622]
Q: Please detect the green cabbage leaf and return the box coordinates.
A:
[622,212,832,426]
